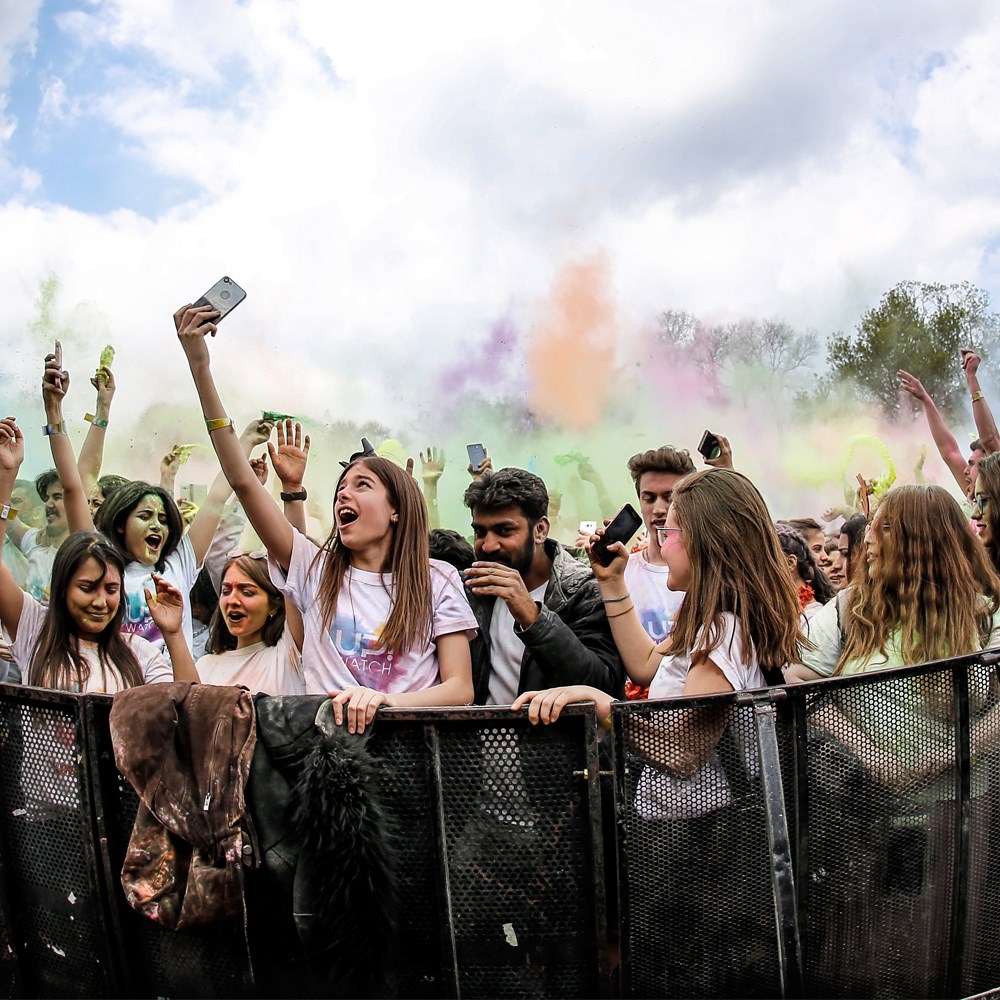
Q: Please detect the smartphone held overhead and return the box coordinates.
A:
[467,443,486,473]
[193,276,247,326]
[591,503,643,566]
[697,429,722,461]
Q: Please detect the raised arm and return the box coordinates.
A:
[78,366,115,500]
[175,304,296,570]
[898,369,968,491]
[0,419,27,640]
[419,446,445,530]
[42,352,95,534]
[962,349,1000,454]
[186,417,274,567]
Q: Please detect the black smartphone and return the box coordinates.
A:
[698,429,721,461]
[591,503,643,566]
[193,276,247,324]
[467,443,486,472]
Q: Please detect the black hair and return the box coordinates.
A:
[840,513,869,586]
[627,445,696,490]
[34,469,60,502]
[94,481,184,573]
[463,467,549,523]
[774,523,836,604]
[428,529,476,572]
[96,474,129,503]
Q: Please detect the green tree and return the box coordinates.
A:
[826,281,1000,418]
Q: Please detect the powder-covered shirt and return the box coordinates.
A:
[269,530,478,695]
[18,529,58,606]
[122,534,199,659]
[196,630,305,696]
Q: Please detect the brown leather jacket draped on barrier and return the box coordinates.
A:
[109,681,258,930]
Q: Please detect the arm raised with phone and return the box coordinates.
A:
[175,304,295,571]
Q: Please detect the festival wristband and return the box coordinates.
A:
[0,505,18,521]
[42,422,66,436]
[84,413,109,429]
[972,391,984,403]
[280,489,308,502]
[205,417,234,432]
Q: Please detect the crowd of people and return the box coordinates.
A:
[1,305,998,818]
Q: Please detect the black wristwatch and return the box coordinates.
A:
[280,489,308,502]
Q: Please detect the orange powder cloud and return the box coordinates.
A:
[527,253,617,430]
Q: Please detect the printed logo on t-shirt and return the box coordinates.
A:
[331,612,395,690]
[122,590,163,647]
[637,605,678,643]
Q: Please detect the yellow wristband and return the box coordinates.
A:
[0,504,18,521]
[971,391,984,403]
[84,413,109,429]
[205,417,233,432]
[600,713,613,732]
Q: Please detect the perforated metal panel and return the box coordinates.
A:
[366,706,608,999]
[614,693,782,998]
[0,686,116,998]
[795,657,1000,999]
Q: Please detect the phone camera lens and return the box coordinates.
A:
[221,290,231,300]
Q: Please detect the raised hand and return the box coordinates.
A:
[174,303,221,366]
[241,417,274,451]
[144,573,185,636]
[267,419,311,489]
[249,455,269,485]
[42,352,69,406]
[419,446,445,483]
[90,366,116,405]
[898,369,929,402]
[961,348,981,377]
[0,418,24,474]
[703,432,734,470]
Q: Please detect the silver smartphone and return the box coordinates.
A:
[193,276,247,323]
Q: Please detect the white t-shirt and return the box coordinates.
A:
[121,534,200,657]
[486,582,548,706]
[196,630,305,696]
[636,613,767,820]
[18,529,58,605]
[12,592,174,692]
[269,531,478,695]
[624,550,685,644]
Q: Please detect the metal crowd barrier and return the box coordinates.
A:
[0,652,997,998]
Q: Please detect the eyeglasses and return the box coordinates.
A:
[655,526,683,547]
[973,493,990,517]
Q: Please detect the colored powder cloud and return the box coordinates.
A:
[526,254,616,430]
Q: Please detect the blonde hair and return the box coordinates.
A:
[837,484,1000,673]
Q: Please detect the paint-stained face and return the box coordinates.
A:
[119,494,169,565]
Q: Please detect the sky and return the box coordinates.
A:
[2,0,1000,526]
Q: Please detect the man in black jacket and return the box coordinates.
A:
[462,467,624,704]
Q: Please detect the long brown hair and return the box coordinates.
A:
[311,457,433,653]
[28,531,144,690]
[837,484,1000,673]
[661,469,804,672]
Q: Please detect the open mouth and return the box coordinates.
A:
[226,611,247,626]
[145,534,162,551]
[337,507,359,526]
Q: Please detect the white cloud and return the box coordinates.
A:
[1,0,1000,510]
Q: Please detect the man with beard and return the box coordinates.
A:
[462,467,624,705]
[3,469,69,604]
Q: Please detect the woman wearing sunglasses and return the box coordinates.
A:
[195,551,304,695]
